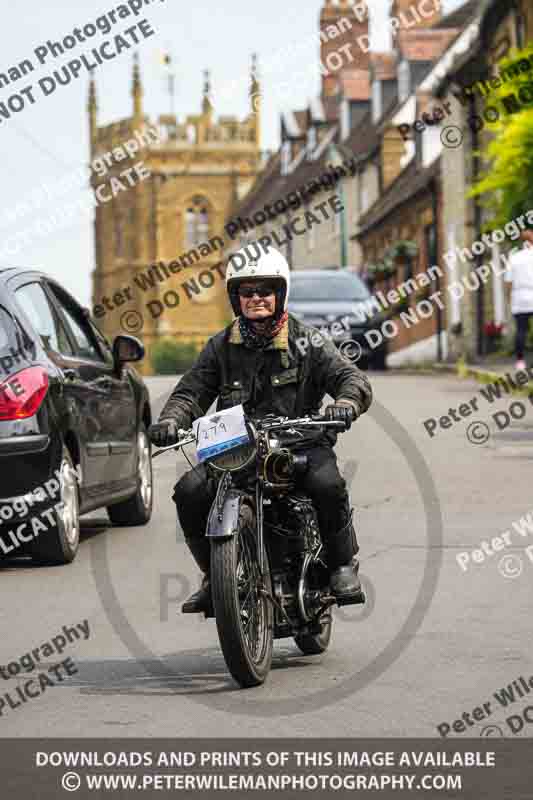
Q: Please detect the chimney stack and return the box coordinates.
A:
[390,0,442,34]
[319,0,370,98]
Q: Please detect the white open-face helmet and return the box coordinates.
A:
[226,244,291,319]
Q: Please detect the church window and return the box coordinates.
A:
[185,197,211,247]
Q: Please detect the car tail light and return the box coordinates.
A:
[0,367,49,421]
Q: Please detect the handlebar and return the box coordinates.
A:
[258,415,347,432]
[152,414,347,459]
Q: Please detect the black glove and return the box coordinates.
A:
[148,419,181,447]
[325,403,357,430]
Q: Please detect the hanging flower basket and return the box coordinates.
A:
[394,240,419,260]
[484,321,504,339]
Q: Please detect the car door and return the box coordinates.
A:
[46,282,138,484]
[13,279,106,491]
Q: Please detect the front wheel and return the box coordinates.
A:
[211,505,273,688]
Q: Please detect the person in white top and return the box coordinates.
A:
[505,229,533,370]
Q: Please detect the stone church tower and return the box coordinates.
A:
[89,56,262,375]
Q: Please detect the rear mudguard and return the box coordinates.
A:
[206,488,254,538]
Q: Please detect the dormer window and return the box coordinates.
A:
[398,60,411,103]
[281,141,291,176]
[307,127,317,159]
[372,80,383,124]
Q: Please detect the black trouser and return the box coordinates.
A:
[173,445,358,573]
[514,313,533,360]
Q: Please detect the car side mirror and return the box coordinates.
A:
[113,335,145,365]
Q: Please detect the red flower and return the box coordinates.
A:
[484,321,503,337]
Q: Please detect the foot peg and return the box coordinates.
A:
[336,590,366,607]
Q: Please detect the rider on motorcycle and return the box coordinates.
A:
[149,245,373,614]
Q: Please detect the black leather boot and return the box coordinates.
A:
[326,517,365,605]
[330,560,365,605]
[182,575,212,614]
[181,536,213,615]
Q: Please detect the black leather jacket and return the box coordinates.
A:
[159,314,372,443]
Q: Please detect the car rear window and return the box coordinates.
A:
[0,305,37,377]
[0,306,20,352]
[291,273,371,302]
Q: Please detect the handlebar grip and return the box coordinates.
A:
[311,415,347,429]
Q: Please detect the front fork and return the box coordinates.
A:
[255,480,265,576]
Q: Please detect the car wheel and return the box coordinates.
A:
[30,448,80,565]
[107,426,153,526]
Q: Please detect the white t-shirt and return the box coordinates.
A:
[505,246,533,314]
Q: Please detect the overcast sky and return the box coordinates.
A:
[0,0,464,307]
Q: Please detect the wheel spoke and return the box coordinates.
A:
[235,524,267,664]
[240,586,254,613]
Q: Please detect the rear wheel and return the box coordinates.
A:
[30,448,80,565]
[107,427,153,526]
[211,505,273,688]
[294,610,333,655]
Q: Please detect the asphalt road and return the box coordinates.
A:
[1,371,532,738]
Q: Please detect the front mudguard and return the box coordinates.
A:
[206,488,254,538]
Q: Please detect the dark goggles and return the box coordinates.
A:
[237,285,276,298]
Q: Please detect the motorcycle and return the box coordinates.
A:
[153,408,365,688]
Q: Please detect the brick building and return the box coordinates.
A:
[427,0,533,362]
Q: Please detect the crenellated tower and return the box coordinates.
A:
[88,55,263,375]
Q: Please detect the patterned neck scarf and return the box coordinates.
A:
[239,311,289,350]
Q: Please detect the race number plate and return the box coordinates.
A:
[194,404,250,462]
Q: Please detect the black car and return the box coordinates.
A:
[288,269,387,370]
[0,268,153,565]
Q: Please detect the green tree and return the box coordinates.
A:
[469,43,533,224]
[150,339,200,375]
